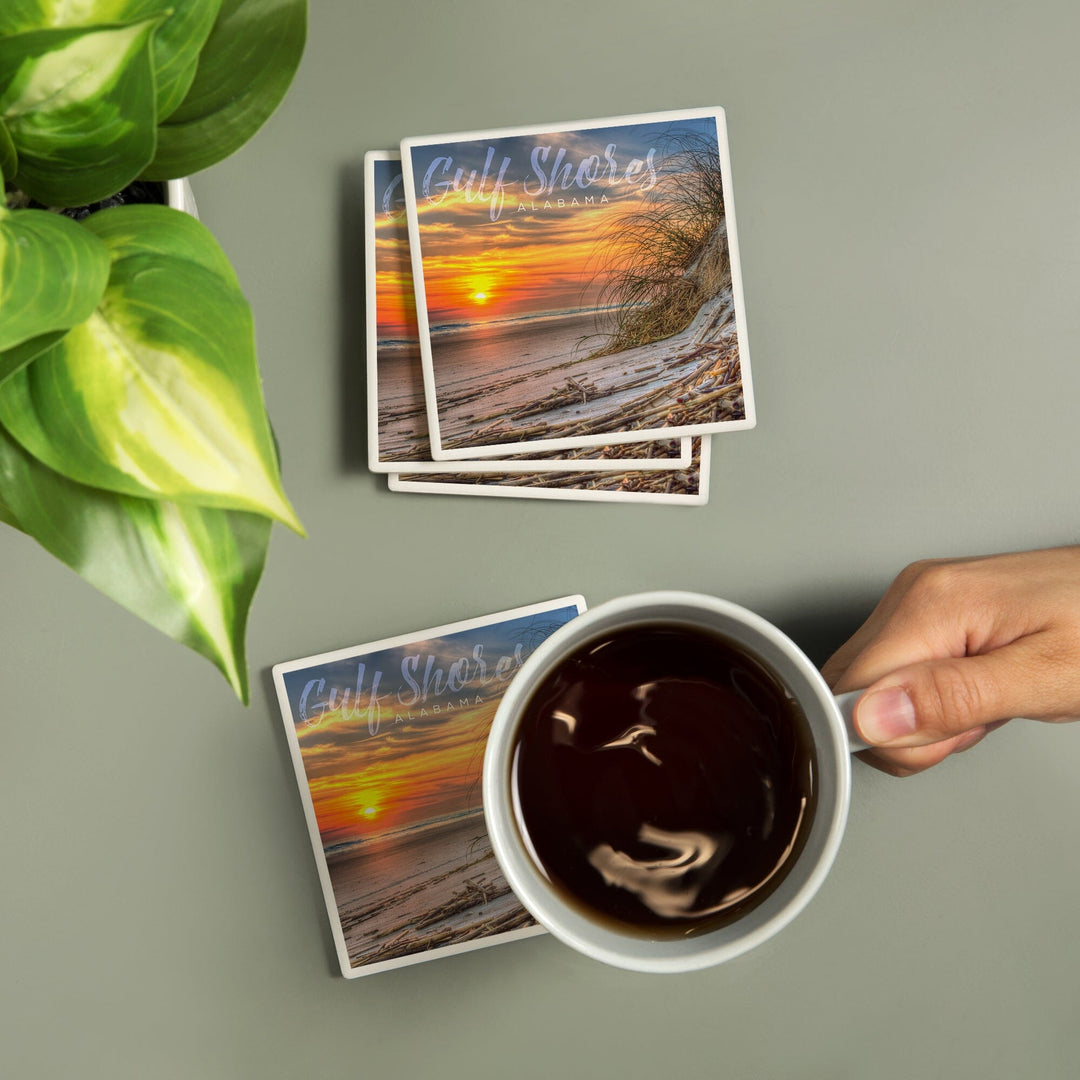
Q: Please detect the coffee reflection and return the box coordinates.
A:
[510,623,817,937]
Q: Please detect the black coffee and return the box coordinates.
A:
[510,622,817,937]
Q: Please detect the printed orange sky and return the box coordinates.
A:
[405,116,722,326]
[372,160,418,342]
[373,166,629,334]
[281,605,581,851]
[298,693,497,847]
[408,191,633,324]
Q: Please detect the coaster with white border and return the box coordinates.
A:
[400,108,754,461]
[272,595,587,977]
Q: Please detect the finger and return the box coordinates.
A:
[857,728,987,777]
[829,595,970,696]
[853,632,1076,748]
[821,568,939,688]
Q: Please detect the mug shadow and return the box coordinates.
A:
[771,595,875,672]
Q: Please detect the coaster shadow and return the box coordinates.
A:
[339,159,369,473]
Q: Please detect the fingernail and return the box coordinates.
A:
[858,686,917,743]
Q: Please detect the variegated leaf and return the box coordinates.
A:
[0,330,67,386]
[0,1,223,122]
[0,119,16,181]
[145,0,306,179]
[0,420,269,701]
[0,18,161,206]
[83,200,238,283]
[0,204,303,532]
[0,201,110,350]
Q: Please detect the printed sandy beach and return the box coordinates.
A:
[425,304,741,452]
[374,337,691,470]
[330,815,533,968]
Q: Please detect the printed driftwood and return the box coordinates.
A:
[439,291,742,451]
[395,439,703,496]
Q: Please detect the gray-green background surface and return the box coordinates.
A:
[3,2,1079,1076]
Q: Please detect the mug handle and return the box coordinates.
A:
[834,689,871,753]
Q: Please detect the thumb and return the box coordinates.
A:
[853,636,1054,747]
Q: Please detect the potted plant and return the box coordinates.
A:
[0,0,307,703]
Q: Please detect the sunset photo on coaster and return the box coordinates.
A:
[400,108,756,460]
[273,598,585,977]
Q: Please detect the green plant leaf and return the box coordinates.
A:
[0,329,67,385]
[0,420,269,701]
[82,201,239,284]
[0,119,17,182]
[0,1,224,123]
[145,0,306,180]
[0,204,304,533]
[0,18,161,206]
[0,203,110,350]
[0,482,21,529]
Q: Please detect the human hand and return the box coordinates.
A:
[821,547,1080,776]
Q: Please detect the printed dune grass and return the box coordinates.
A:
[586,134,732,359]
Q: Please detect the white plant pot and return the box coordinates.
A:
[166,178,198,219]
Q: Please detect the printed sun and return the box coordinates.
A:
[353,788,383,820]
[467,276,495,303]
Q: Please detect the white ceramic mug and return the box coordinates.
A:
[482,590,866,974]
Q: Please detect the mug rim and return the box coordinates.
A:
[482,590,853,973]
